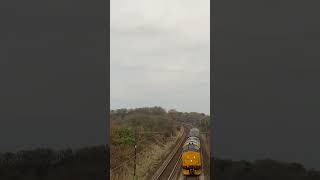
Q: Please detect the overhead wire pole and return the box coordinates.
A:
[111,122,185,179]
[134,128,137,179]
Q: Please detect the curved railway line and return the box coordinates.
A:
[152,126,206,180]
[151,127,187,180]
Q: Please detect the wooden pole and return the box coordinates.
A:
[134,128,137,179]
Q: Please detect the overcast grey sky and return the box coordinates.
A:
[110,0,210,114]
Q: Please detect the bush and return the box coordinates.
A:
[118,127,135,145]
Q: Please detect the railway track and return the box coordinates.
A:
[152,131,187,180]
[166,155,201,180]
[152,127,206,180]
[167,155,181,180]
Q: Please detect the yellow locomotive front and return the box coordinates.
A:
[181,144,202,175]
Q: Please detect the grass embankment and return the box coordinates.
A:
[110,107,210,180]
[111,128,183,180]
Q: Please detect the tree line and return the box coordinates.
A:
[110,106,210,139]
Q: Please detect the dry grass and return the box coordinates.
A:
[111,129,183,180]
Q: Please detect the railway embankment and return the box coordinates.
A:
[149,126,187,180]
[111,127,184,180]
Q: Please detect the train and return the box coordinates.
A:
[181,128,202,176]
[188,128,200,138]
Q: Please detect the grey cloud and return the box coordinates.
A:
[111,0,210,114]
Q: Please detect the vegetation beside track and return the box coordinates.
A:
[110,107,181,180]
[110,107,210,180]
